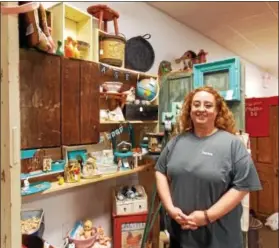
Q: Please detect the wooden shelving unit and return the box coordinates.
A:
[99,61,158,79]
[48,3,93,61]
[22,162,154,201]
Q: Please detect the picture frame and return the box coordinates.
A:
[112,212,152,248]
[193,57,241,101]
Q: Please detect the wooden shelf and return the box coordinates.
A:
[100,120,158,124]
[47,3,93,61]
[22,162,154,201]
[99,61,157,79]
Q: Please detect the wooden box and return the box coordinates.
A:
[113,186,148,215]
[112,212,151,248]
[123,104,158,121]
[47,3,93,61]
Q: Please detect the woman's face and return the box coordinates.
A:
[190,91,217,127]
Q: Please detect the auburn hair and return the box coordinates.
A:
[176,86,237,135]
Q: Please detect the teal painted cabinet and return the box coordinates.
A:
[159,71,193,130]
[193,57,241,101]
[193,57,245,130]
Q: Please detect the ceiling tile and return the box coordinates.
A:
[148,2,278,77]
[267,1,278,12]
[244,27,278,49]
[228,12,277,35]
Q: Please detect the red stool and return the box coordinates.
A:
[87,4,120,35]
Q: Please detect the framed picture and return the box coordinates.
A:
[193,57,241,101]
[112,212,152,248]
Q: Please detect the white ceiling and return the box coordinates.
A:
[149,1,278,77]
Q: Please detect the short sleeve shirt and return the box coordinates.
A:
[155,130,262,248]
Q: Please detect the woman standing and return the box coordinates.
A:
[155,86,262,248]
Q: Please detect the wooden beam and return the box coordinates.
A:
[1,2,21,248]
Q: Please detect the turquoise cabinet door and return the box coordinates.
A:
[193,57,241,101]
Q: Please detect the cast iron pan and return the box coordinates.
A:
[125,34,155,72]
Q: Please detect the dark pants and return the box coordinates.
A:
[170,236,181,248]
[170,233,247,248]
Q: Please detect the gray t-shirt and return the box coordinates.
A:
[155,130,262,248]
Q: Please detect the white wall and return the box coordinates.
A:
[23,2,278,247]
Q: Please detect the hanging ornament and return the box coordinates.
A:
[100,64,108,74]
[113,70,119,80]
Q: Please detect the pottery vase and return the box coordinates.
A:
[56,40,64,56]
[72,40,80,59]
[64,37,74,58]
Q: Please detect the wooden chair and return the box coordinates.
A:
[87,4,120,35]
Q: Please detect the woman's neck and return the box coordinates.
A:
[194,126,218,138]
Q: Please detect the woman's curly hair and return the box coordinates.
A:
[175,86,237,135]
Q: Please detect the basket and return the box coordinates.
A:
[21,208,45,238]
[99,33,126,67]
[125,34,155,72]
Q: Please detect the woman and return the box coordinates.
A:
[155,86,262,248]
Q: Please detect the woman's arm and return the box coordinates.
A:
[155,171,174,212]
[155,171,197,228]
[206,188,248,222]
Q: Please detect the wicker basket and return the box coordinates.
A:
[99,34,126,67]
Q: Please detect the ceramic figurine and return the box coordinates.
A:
[175,50,198,71]
[64,37,74,58]
[23,178,30,191]
[79,220,96,239]
[72,40,80,59]
[122,86,136,103]
[116,191,125,201]
[198,49,208,63]
[123,186,135,199]
[96,226,111,246]
[57,176,64,185]
[158,60,172,76]
[55,40,64,56]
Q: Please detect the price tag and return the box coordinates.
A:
[225,90,233,100]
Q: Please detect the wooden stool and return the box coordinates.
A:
[87,4,120,35]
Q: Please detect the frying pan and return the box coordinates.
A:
[125,34,155,72]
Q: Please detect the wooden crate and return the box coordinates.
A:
[47,3,93,61]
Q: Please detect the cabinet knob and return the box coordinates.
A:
[93,125,96,130]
